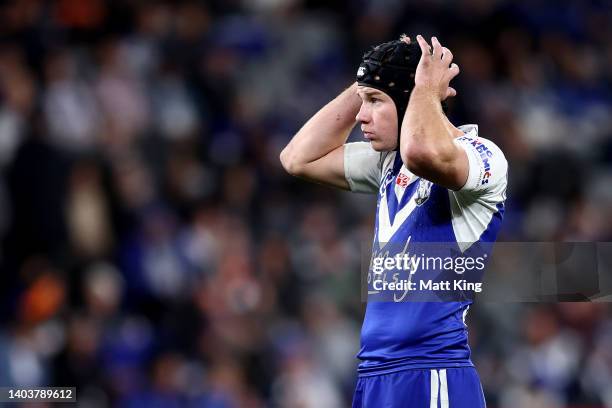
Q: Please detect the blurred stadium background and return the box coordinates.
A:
[0,0,611,407]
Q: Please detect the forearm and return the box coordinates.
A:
[280,82,360,170]
[400,86,457,169]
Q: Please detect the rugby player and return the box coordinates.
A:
[280,35,507,407]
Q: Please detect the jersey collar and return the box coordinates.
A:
[457,124,479,137]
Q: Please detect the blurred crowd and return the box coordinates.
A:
[0,0,611,407]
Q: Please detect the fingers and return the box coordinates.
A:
[399,34,411,44]
[445,87,457,99]
[419,35,454,66]
[448,62,460,80]
[431,37,443,58]
[441,47,453,65]
[415,35,431,58]
[415,34,461,98]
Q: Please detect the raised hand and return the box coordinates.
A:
[414,35,460,101]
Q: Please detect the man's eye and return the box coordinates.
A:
[371,98,379,103]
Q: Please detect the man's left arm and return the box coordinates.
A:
[400,35,468,190]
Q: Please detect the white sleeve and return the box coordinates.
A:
[454,135,508,198]
[343,142,383,194]
[450,135,507,251]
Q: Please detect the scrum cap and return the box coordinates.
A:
[356,38,420,129]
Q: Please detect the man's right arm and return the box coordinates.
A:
[279,82,361,190]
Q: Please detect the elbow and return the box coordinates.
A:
[401,141,435,175]
[279,146,304,177]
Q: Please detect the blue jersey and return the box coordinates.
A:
[344,124,508,376]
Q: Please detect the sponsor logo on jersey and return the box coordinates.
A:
[458,136,493,185]
[396,173,410,188]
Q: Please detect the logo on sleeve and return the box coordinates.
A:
[460,136,494,185]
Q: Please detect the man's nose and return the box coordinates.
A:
[356,104,370,123]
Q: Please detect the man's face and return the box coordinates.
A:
[356,86,398,151]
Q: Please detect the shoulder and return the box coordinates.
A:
[455,125,506,161]
[344,142,390,193]
[453,125,508,197]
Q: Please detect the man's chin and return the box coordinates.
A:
[370,140,396,152]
